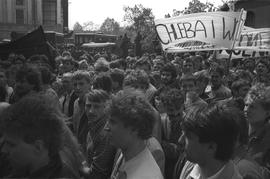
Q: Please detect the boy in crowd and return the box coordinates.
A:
[179,105,242,179]
[10,65,42,103]
[1,95,80,178]
[72,70,92,139]
[207,66,232,103]
[106,89,163,179]
[59,72,78,118]
[123,69,161,142]
[160,88,185,179]
[82,89,116,179]
[180,74,208,119]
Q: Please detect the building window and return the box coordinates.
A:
[43,0,57,25]
[16,0,24,6]
[16,9,24,24]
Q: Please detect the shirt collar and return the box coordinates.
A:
[189,161,236,179]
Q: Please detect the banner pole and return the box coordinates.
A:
[228,8,246,62]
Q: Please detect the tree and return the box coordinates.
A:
[82,21,99,31]
[167,0,217,17]
[73,22,83,32]
[123,4,155,31]
[99,18,120,35]
[122,4,156,54]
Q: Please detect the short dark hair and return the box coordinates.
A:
[72,70,92,83]
[109,68,125,87]
[256,58,269,72]
[231,80,250,96]
[183,57,194,67]
[209,66,224,77]
[15,65,42,92]
[86,89,110,103]
[182,105,239,161]
[28,54,49,65]
[93,73,113,94]
[123,69,149,90]
[194,72,209,84]
[135,57,151,71]
[1,95,66,157]
[160,63,177,79]
[111,89,155,140]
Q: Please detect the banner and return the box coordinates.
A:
[235,28,270,51]
[217,50,269,59]
[155,10,246,53]
[0,26,55,68]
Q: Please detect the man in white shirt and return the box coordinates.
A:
[105,89,163,179]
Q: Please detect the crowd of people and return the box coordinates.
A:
[0,45,269,179]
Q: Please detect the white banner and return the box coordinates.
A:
[217,50,269,59]
[154,11,246,53]
[235,28,270,51]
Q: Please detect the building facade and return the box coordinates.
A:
[234,0,270,28]
[0,0,68,40]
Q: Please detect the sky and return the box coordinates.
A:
[69,0,224,29]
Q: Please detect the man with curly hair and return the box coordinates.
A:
[106,89,163,179]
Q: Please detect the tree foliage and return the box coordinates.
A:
[82,21,99,31]
[100,18,120,35]
[123,4,157,53]
[168,0,217,17]
[73,22,83,32]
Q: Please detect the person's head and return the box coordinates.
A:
[245,83,270,126]
[78,59,89,70]
[11,54,25,69]
[62,51,71,58]
[234,69,253,84]
[209,66,224,88]
[135,57,151,74]
[94,57,110,73]
[180,74,197,96]
[72,70,91,99]
[85,89,110,121]
[255,58,269,76]
[194,72,209,95]
[109,68,125,93]
[61,72,73,94]
[123,69,149,92]
[1,95,66,175]
[231,80,251,99]
[105,89,155,149]
[115,58,127,70]
[192,55,203,72]
[160,63,177,85]
[62,56,74,73]
[182,57,194,74]
[153,59,164,72]
[27,55,49,68]
[39,66,52,86]
[160,88,184,116]
[93,72,113,94]
[180,105,239,164]
[243,57,255,72]
[14,65,42,98]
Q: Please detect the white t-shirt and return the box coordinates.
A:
[111,147,164,179]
